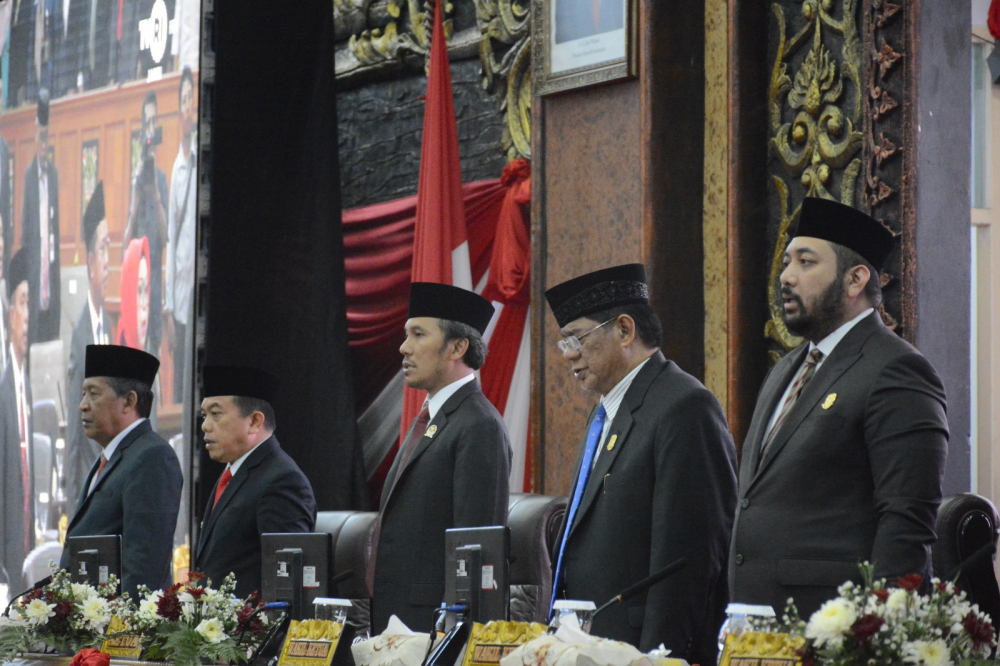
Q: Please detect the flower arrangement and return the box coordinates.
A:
[121,571,267,666]
[784,564,996,666]
[0,569,126,659]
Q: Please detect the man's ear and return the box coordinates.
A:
[248,410,266,433]
[846,264,871,299]
[617,315,637,347]
[122,390,139,414]
[449,337,469,361]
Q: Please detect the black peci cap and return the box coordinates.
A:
[544,264,649,328]
[408,283,496,335]
[85,345,160,386]
[7,248,28,300]
[793,197,895,272]
[203,365,279,403]
[82,181,106,249]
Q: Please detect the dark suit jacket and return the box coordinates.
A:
[21,155,61,343]
[553,352,737,665]
[372,380,512,635]
[60,419,182,597]
[555,0,624,44]
[729,312,949,618]
[195,435,316,600]
[0,359,34,589]
[64,303,105,514]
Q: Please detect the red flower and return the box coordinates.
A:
[895,574,923,591]
[53,600,74,621]
[796,644,817,666]
[936,582,949,593]
[963,611,996,649]
[71,649,110,666]
[871,589,889,602]
[186,587,206,599]
[851,614,885,644]
[187,572,206,583]
[156,590,182,621]
[165,582,184,595]
[236,603,265,635]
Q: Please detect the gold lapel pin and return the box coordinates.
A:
[425,424,438,438]
[606,434,617,451]
[822,393,837,410]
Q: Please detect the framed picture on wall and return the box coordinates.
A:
[533,0,637,96]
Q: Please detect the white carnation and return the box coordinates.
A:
[196,617,226,644]
[22,599,56,627]
[805,598,857,648]
[903,639,953,666]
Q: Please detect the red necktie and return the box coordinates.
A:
[213,468,233,508]
[366,404,431,596]
[96,454,108,479]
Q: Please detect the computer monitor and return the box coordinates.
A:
[261,533,332,621]
[444,526,509,623]
[66,535,122,593]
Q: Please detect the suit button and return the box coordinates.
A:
[735,554,744,565]
[741,499,750,509]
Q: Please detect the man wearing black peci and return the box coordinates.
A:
[729,197,949,618]
[61,345,182,597]
[368,283,511,634]
[195,365,316,598]
[545,264,737,665]
[65,182,111,514]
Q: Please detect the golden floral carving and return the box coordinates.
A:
[766,0,864,352]
[475,0,531,161]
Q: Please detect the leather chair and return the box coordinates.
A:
[933,493,1000,637]
[507,493,567,623]
[316,510,377,629]
[313,492,567,631]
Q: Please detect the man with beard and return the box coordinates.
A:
[729,197,948,618]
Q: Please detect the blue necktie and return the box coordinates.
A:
[550,403,607,618]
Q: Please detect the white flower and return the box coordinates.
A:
[196,617,226,644]
[805,598,857,648]
[139,591,163,620]
[22,599,56,627]
[71,583,97,602]
[81,597,111,631]
[885,589,911,617]
[903,639,953,666]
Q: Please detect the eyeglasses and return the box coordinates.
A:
[557,318,615,354]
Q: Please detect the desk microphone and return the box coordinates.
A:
[592,558,689,618]
[3,576,53,617]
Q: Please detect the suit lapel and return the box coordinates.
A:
[568,353,664,539]
[68,420,150,530]
[742,346,807,477]
[752,313,880,482]
[197,437,275,558]
[381,381,479,512]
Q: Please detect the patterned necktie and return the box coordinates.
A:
[550,403,608,617]
[366,404,431,596]
[213,467,233,508]
[760,348,825,460]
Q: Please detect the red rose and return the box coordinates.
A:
[895,574,923,591]
[71,648,110,666]
[851,614,885,644]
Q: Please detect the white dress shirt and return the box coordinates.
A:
[591,357,650,468]
[427,373,476,421]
